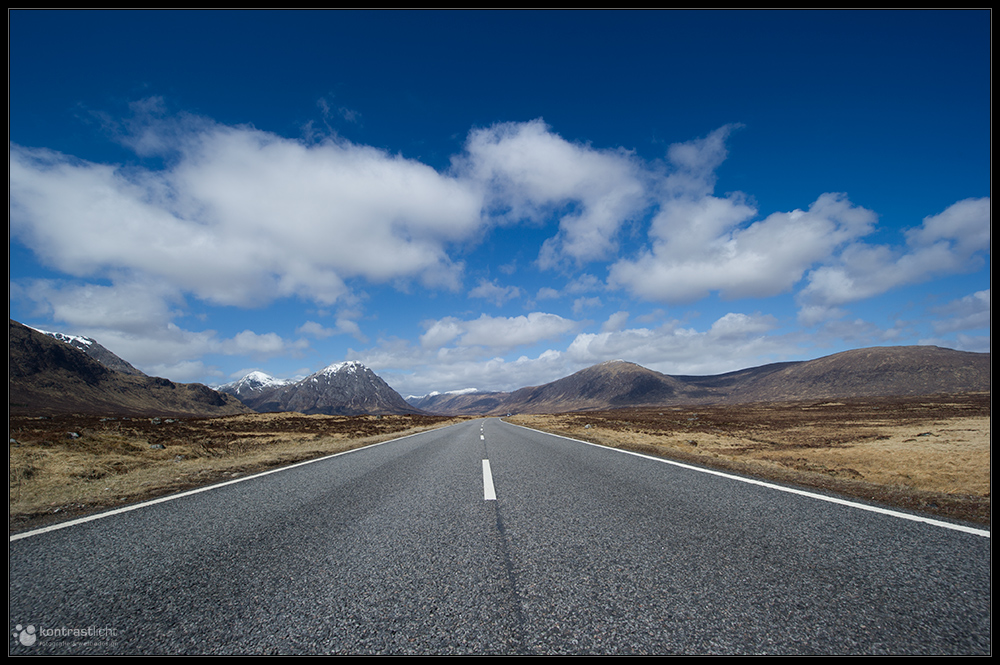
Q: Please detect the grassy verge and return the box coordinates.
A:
[507,393,990,526]
[9,412,465,533]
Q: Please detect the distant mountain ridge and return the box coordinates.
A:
[407,347,990,415]
[11,317,988,417]
[218,361,420,416]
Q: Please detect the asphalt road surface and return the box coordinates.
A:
[9,418,991,655]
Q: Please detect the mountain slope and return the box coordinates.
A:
[32,327,147,376]
[9,320,250,417]
[722,345,991,403]
[501,360,712,414]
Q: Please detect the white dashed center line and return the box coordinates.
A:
[482,459,496,501]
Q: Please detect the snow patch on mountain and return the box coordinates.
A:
[407,387,481,400]
[31,327,95,347]
[219,371,291,394]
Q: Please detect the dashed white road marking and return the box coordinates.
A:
[482,459,496,501]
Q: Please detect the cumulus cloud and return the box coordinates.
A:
[930,289,990,334]
[608,124,879,303]
[535,287,561,300]
[226,330,288,356]
[601,311,629,333]
[798,197,990,310]
[456,118,649,268]
[297,317,367,342]
[420,312,578,351]
[12,278,182,335]
[469,278,522,306]
[572,297,602,315]
[565,311,787,376]
[10,110,484,310]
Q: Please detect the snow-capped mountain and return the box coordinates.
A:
[220,361,420,416]
[216,371,292,399]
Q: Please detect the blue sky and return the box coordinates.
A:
[9,10,990,397]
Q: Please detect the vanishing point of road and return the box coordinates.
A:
[9,418,990,654]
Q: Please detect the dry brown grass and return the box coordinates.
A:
[508,393,990,525]
[9,395,990,531]
[9,412,463,533]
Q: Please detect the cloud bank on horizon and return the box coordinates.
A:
[9,11,989,397]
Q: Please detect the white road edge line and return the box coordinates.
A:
[483,459,497,501]
[501,419,990,538]
[10,422,463,542]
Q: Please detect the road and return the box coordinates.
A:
[8,418,991,654]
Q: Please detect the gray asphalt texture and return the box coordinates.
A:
[9,418,991,654]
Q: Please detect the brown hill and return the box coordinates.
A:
[500,360,711,414]
[8,320,250,417]
[722,345,991,403]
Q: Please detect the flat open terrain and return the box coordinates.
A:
[507,393,990,526]
[9,393,990,532]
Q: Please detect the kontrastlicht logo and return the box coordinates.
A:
[13,624,37,647]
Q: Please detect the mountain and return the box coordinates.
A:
[720,346,991,403]
[220,361,420,416]
[406,389,510,416]
[410,347,990,415]
[9,320,250,417]
[503,360,711,413]
[407,360,712,415]
[31,327,147,376]
[216,370,292,402]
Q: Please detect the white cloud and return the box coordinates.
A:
[565,311,785,375]
[297,320,337,338]
[608,126,879,303]
[930,289,990,334]
[601,311,630,333]
[419,319,465,349]
[799,197,990,308]
[10,111,486,310]
[12,278,182,335]
[468,278,522,306]
[457,118,648,268]
[227,330,290,356]
[420,312,579,351]
[297,317,366,342]
[572,297,602,315]
[609,189,878,303]
[907,197,990,255]
[709,312,778,339]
